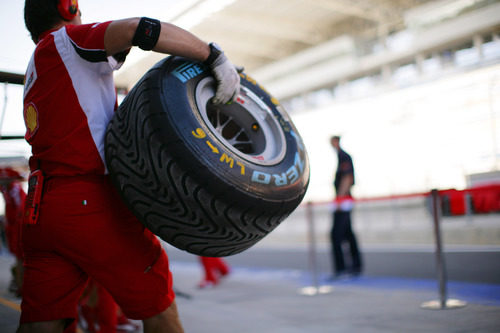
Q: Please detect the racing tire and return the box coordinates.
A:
[105,56,309,257]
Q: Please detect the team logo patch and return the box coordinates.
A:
[172,62,206,83]
[23,63,37,98]
[24,102,39,140]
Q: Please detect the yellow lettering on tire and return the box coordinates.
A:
[192,128,206,139]
[220,153,234,168]
[206,141,219,154]
[236,161,245,175]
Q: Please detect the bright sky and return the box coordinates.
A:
[0,1,181,156]
[0,0,184,74]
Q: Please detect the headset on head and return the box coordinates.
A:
[57,0,79,21]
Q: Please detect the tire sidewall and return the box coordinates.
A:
[157,57,309,202]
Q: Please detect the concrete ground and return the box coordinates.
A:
[172,261,500,333]
[1,245,500,333]
[1,204,499,332]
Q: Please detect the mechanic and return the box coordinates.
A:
[20,0,240,332]
[198,256,231,289]
[0,168,26,297]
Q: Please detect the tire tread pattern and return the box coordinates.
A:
[106,61,304,256]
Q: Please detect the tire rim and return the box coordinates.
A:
[195,77,287,166]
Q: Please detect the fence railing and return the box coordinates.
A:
[261,185,500,248]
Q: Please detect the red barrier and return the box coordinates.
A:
[439,189,467,215]
[303,183,500,215]
[466,184,500,213]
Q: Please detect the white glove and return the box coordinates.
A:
[205,43,240,104]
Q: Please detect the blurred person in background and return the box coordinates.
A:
[198,256,231,289]
[0,167,26,297]
[74,280,139,333]
[329,135,362,279]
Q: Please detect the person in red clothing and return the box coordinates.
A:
[20,1,240,332]
[0,167,26,297]
[198,257,231,288]
[76,279,139,333]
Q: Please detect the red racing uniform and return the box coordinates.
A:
[21,22,174,324]
[198,256,230,288]
[1,181,26,260]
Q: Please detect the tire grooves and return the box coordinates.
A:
[223,204,248,241]
[105,56,309,256]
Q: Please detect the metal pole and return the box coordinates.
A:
[464,192,473,224]
[431,189,447,308]
[0,83,8,135]
[298,202,333,296]
[306,201,319,290]
[421,189,466,310]
[392,197,401,229]
[489,76,499,169]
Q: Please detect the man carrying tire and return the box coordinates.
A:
[20,1,240,332]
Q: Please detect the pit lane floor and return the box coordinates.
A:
[1,244,500,333]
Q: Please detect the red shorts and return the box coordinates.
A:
[20,175,175,323]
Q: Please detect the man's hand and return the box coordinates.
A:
[337,174,354,197]
[205,43,240,104]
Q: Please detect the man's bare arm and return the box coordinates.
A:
[103,18,239,104]
[103,18,209,61]
[337,174,353,197]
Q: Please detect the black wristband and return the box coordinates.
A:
[204,42,222,66]
[132,17,161,51]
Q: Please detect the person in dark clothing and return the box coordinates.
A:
[330,135,362,278]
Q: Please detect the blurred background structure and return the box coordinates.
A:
[0,0,499,244]
[1,1,499,331]
[2,0,500,200]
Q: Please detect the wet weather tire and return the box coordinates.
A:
[105,56,309,256]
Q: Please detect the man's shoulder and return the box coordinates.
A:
[64,21,112,48]
[339,149,352,160]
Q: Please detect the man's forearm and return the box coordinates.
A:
[104,17,239,104]
[337,175,353,197]
[104,18,209,62]
[153,22,209,62]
